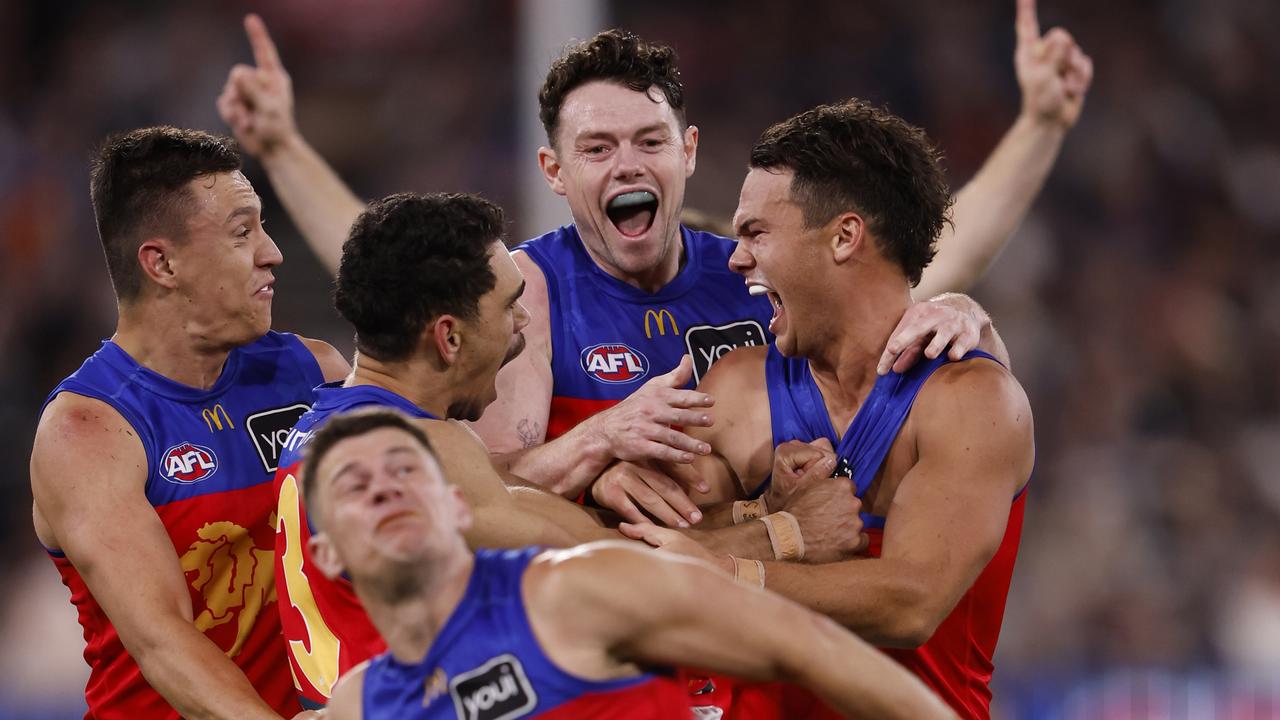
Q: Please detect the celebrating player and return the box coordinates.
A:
[300,408,956,720]
[625,99,1036,720]
[29,127,347,719]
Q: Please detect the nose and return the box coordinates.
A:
[369,473,404,506]
[612,142,644,181]
[728,239,755,276]
[259,230,284,268]
[513,301,531,334]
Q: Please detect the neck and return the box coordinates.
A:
[360,549,475,664]
[347,352,453,419]
[806,270,913,410]
[113,301,238,390]
[584,226,685,294]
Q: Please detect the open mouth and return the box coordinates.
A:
[606,190,658,238]
[749,282,785,333]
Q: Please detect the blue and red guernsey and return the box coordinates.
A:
[44,332,323,719]
[273,383,438,707]
[762,348,1028,720]
[515,225,773,439]
[360,548,692,720]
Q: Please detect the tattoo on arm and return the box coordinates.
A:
[516,419,542,449]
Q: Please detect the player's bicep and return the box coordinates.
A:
[30,396,195,637]
[684,346,771,501]
[324,663,366,720]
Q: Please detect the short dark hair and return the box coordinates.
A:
[539,29,686,146]
[89,126,243,301]
[335,192,504,362]
[749,100,952,286]
[300,408,436,529]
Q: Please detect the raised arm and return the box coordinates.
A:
[218,14,365,274]
[30,394,290,720]
[529,544,956,720]
[913,0,1092,299]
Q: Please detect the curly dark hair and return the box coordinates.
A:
[538,28,686,146]
[335,192,504,362]
[749,100,952,286]
[89,126,242,301]
[300,408,437,529]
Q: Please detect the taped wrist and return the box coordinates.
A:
[730,555,766,588]
[731,497,769,524]
[759,511,804,561]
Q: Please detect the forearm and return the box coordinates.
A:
[689,521,772,560]
[499,423,613,497]
[128,619,283,720]
[259,132,366,274]
[915,113,1066,299]
[763,558,937,648]
[508,486,621,544]
[780,613,955,720]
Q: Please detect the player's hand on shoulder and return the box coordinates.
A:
[877,293,989,376]
[590,460,707,528]
[1014,0,1093,129]
[583,355,715,465]
[218,14,299,157]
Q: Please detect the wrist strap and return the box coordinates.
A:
[731,497,769,524]
[730,555,766,588]
[759,511,805,561]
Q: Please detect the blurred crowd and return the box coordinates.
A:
[2,0,1277,717]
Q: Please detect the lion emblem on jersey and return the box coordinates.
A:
[179,520,276,657]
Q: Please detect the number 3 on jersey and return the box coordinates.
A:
[277,474,342,698]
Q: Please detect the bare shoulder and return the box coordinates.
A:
[913,358,1034,479]
[31,392,147,547]
[296,335,351,382]
[325,660,369,720]
[525,543,704,614]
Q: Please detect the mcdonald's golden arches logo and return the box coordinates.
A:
[202,404,236,432]
[644,309,679,339]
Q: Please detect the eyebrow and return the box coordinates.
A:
[575,123,671,143]
[326,445,420,487]
[735,216,761,237]
[223,204,261,225]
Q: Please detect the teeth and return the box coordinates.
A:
[608,191,656,210]
[748,284,769,296]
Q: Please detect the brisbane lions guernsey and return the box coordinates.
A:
[360,548,691,720]
[43,332,322,719]
[762,348,1028,720]
[274,383,438,707]
[515,224,773,439]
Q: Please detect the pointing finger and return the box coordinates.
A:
[245,14,282,71]
[1016,0,1041,45]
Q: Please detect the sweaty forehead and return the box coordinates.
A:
[733,168,799,228]
[557,80,679,143]
[186,170,260,226]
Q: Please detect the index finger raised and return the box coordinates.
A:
[1016,0,1041,44]
[245,14,282,70]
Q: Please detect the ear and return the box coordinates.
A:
[830,212,866,265]
[537,146,567,196]
[682,125,699,177]
[308,533,346,580]
[430,315,463,367]
[137,237,180,290]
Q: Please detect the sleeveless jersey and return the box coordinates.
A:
[361,548,691,720]
[43,332,323,719]
[273,383,438,707]
[763,347,1028,720]
[515,224,772,439]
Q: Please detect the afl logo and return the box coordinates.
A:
[580,343,649,384]
[161,442,219,484]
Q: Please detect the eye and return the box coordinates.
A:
[236,226,251,238]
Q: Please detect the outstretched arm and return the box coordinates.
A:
[218,14,365,274]
[913,0,1093,299]
[529,544,955,720]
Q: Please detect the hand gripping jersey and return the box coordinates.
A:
[43,332,323,719]
[515,224,773,439]
[762,348,1028,720]
[273,383,438,707]
[360,548,691,720]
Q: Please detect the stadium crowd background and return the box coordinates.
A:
[1,0,1277,717]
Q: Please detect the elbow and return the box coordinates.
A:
[866,581,949,649]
